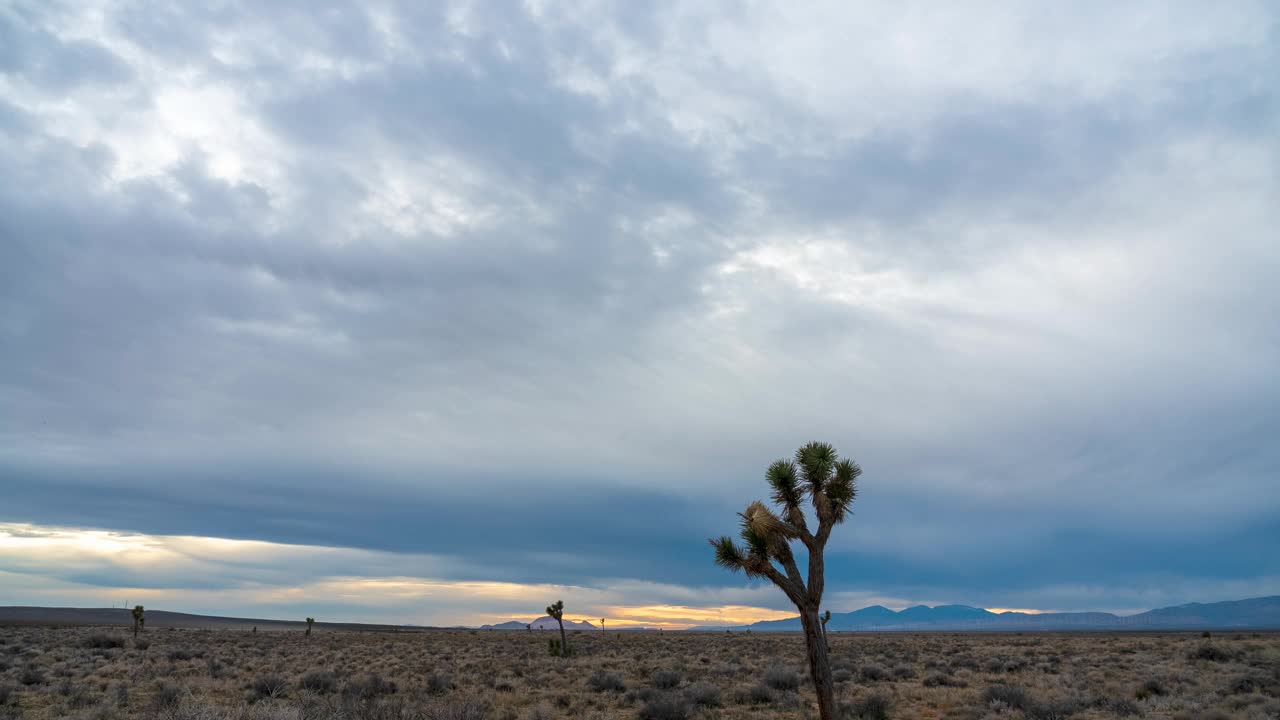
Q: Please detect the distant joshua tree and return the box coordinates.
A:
[525,623,532,633]
[305,617,315,637]
[545,600,568,658]
[821,610,831,651]
[131,606,145,639]
[600,618,606,632]
[711,441,862,720]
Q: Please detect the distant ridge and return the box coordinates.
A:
[0,607,431,632]
[5,596,1277,633]
[480,616,596,631]
[691,595,1280,632]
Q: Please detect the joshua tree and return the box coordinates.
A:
[600,618,606,632]
[525,623,532,633]
[545,600,568,657]
[131,605,145,639]
[305,617,314,637]
[711,441,861,720]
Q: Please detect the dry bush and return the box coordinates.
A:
[0,624,1276,719]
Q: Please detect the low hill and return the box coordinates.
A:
[480,616,596,631]
[0,607,425,632]
[693,595,1280,632]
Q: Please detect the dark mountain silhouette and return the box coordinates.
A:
[694,596,1280,631]
[480,616,596,631]
[6,596,1277,633]
[0,607,427,632]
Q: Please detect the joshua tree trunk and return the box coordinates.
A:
[557,617,567,657]
[801,607,836,720]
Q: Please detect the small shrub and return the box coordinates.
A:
[891,664,916,680]
[300,670,337,694]
[860,664,889,682]
[432,700,492,720]
[1227,674,1269,695]
[1098,697,1142,716]
[922,671,953,687]
[249,674,289,701]
[149,682,185,711]
[526,704,553,720]
[982,684,1031,710]
[426,672,452,696]
[1188,644,1232,662]
[19,666,44,686]
[167,648,199,662]
[343,672,396,699]
[83,633,126,649]
[763,666,801,692]
[638,693,691,720]
[739,684,776,705]
[1135,679,1167,699]
[833,668,853,682]
[134,637,151,651]
[651,670,682,689]
[0,683,14,705]
[587,671,626,693]
[843,693,891,720]
[684,682,721,708]
[1026,698,1086,720]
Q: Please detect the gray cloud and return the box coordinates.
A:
[1,0,1278,621]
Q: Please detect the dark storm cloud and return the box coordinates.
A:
[1,0,1278,619]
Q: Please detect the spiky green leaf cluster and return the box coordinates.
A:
[545,599,564,620]
[708,442,863,602]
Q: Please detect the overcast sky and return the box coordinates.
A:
[1,1,1278,627]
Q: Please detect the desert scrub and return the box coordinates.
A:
[426,672,452,696]
[842,693,891,720]
[982,684,1031,710]
[650,670,682,689]
[248,673,289,701]
[684,682,721,707]
[343,672,396,699]
[148,681,186,712]
[860,663,889,682]
[299,670,337,694]
[1189,643,1235,661]
[83,633,127,650]
[637,692,691,720]
[586,670,626,692]
[763,665,801,691]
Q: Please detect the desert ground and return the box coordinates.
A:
[1,625,1277,720]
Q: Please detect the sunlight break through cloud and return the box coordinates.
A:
[0,523,826,628]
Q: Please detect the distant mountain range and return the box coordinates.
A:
[480,616,597,631]
[0,607,421,632]
[5,596,1276,633]
[692,596,1280,632]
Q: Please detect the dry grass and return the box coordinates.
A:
[0,626,1277,719]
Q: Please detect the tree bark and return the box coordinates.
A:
[800,607,836,720]
[557,618,567,657]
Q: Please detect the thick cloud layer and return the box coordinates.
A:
[2,0,1278,622]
